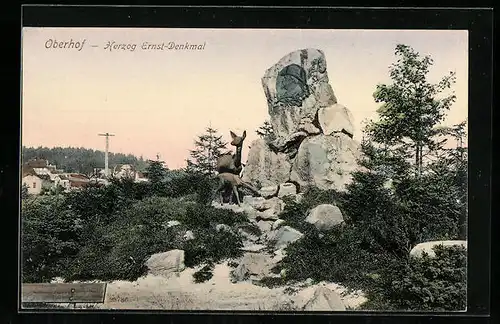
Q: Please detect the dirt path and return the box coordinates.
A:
[60,261,364,311]
[102,262,294,310]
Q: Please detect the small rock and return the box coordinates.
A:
[317,103,355,138]
[240,244,267,253]
[259,185,279,198]
[257,208,280,221]
[295,286,346,311]
[231,263,250,283]
[166,220,181,228]
[262,197,284,212]
[257,220,273,233]
[298,116,321,135]
[305,204,344,231]
[273,226,304,250]
[231,253,277,282]
[272,219,286,230]
[216,224,232,233]
[409,240,467,258]
[278,183,298,198]
[238,228,259,242]
[242,196,267,210]
[273,248,287,262]
[183,230,195,241]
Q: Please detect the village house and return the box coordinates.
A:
[112,164,136,179]
[112,164,148,182]
[135,171,148,183]
[66,173,91,190]
[21,159,89,194]
[22,166,53,195]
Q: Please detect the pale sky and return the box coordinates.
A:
[21,28,468,169]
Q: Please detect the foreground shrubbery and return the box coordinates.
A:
[21,161,467,310]
[361,244,467,311]
[21,174,252,283]
[275,169,467,311]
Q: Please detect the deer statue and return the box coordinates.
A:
[214,172,261,206]
[217,130,247,176]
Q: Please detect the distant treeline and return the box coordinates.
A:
[22,146,149,175]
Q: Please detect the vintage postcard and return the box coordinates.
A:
[20,26,469,312]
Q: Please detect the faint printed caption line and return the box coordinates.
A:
[44,39,207,52]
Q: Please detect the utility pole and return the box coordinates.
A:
[98,132,115,178]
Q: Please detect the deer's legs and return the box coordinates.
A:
[228,189,233,205]
[214,179,226,205]
[232,185,241,206]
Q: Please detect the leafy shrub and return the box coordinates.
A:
[278,225,391,291]
[22,196,83,283]
[361,245,467,311]
[60,196,248,282]
[182,228,243,267]
[176,203,248,229]
[63,214,182,281]
[394,174,465,243]
[165,173,219,205]
[193,263,215,283]
[340,171,413,257]
[64,182,131,226]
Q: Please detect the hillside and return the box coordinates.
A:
[21,146,149,174]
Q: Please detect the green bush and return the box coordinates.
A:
[22,196,83,283]
[193,262,215,283]
[64,181,131,226]
[60,196,248,282]
[175,203,249,229]
[278,225,390,291]
[165,173,219,205]
[182,227,243,267]
[361,245,467,311]
[277,171,466,311]
[394,174,464,243]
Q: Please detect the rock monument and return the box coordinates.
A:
[242,48,361,193]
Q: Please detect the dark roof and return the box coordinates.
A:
[25,159,48,168]
[22,166,36,177]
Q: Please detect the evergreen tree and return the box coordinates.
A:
[366,44,457,177]
[145,158,168,195]
[354,44,467,243]
[256,120,276,142]
[185,127,229,175]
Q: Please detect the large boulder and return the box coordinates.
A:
[409,240,467,258]
[242,139,292,188]
[318,103,355,138]
[145,250,185,277]
[269,226,304,250]
[242,48,360,193]
[305,204,344,231]
[262,48,337,140]
[289,134,360,191]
